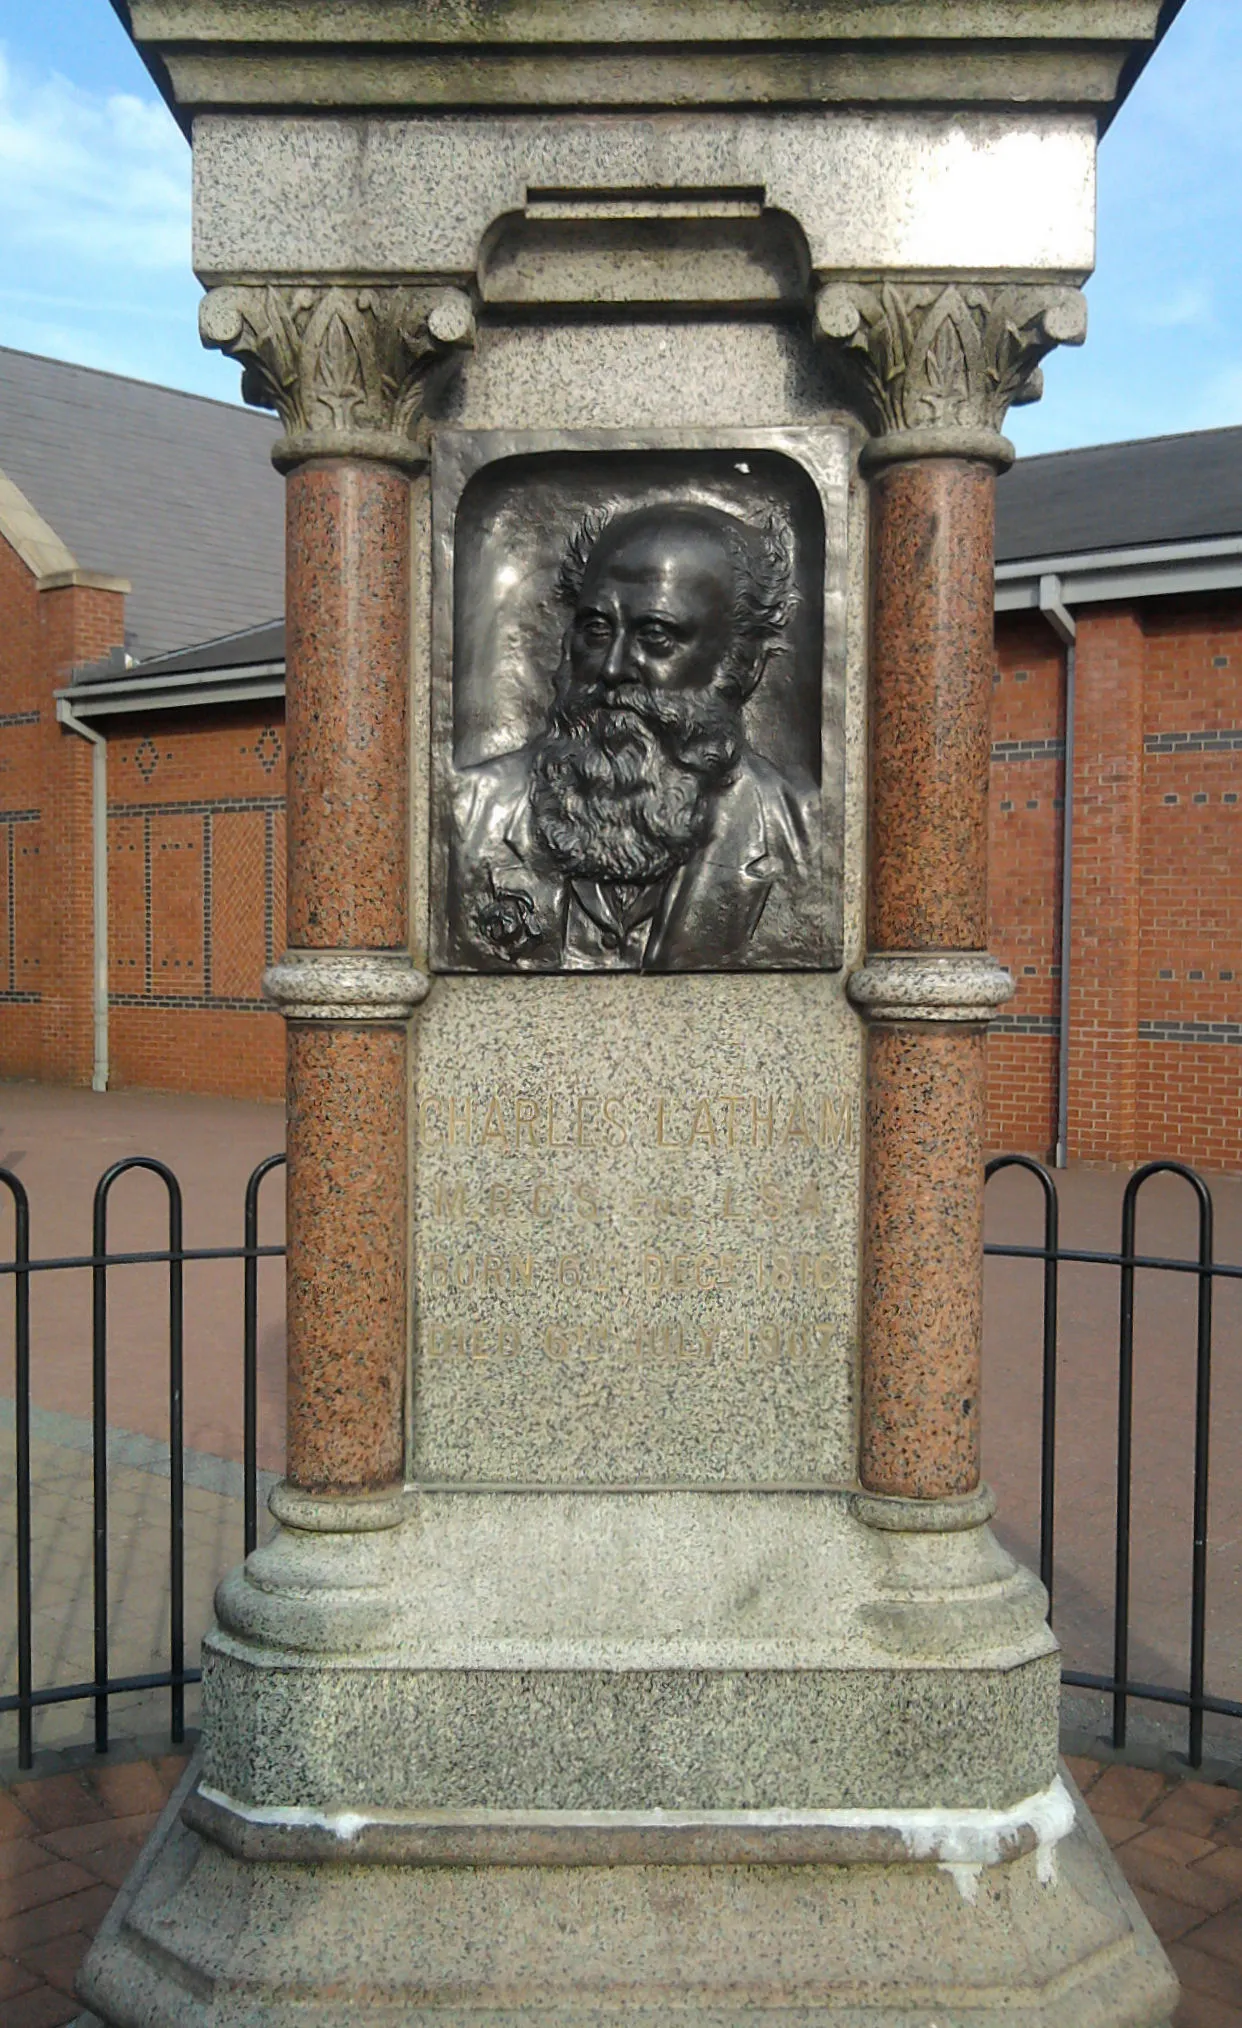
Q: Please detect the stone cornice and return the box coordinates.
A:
[120,3,1172,127]
[814,281,1087,471]
[199,283,475,470]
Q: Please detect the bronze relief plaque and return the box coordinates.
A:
[430,430,848,973]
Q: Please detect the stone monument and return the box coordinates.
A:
[81,5,1181,2022]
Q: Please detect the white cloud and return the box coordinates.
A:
[0,46,190,273]
[1137,282,1213,331]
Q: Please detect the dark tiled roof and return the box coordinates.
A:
[997,425,1242,563]
[88,422,1242,688]
[96,617,287,683]
[0,345,283,664]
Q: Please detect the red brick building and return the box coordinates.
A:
[991,427,1242,1174]
[2,345,1239,1168]
[0,346,284,1099]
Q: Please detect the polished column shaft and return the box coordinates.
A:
[859,458,997,1500]
[283,461,411,1496]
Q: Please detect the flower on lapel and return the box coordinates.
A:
[474,880,540,961]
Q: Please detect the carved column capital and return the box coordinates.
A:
[199,283,476,471]
[813,280,1086,471]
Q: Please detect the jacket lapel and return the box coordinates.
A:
[493,792,569,944]
[645,764,775,970]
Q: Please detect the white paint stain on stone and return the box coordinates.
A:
[196,1776,1077,1869]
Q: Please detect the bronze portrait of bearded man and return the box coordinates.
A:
[446,501,821,971]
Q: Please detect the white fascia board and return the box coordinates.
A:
[56,663,286,717]
[995,535,1242,614]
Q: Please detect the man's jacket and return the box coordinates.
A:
[444,743,824,972]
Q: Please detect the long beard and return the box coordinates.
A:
[529,673,742,886]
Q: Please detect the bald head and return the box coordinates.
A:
[559,502,792,705]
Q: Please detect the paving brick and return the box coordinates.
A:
[154,1754,191,1793]
[91,1759,169,1820]
[1173,1990,1242,2028]
[38,1811,160,1862]
[5,1984,80,2028]
[12,1775,109,1835]
[1064,1754,1104,1794]
[1087,1764,1172,1822]
[0,1860,98,1921]
[74,1837,144,1891]
[1197,1849,1242,1897]
[1170,1942,1242,2009]
[1134,1826,1221,1867]
[1151,1784,1242,1839]
[0,1794,35,1843]
[1119,1843,1238,1917]
[1094,1812,1148,1848]
[0,1840,60,1883]
[1133,1883,1211,1945]
[17,1928,94,1997]
[1193,1910,1242,1974]
[0,1954,40,2000]
[0,1883,115,1957]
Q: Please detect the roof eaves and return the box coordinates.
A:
[996,531,1242,613]
[56,660,286,719]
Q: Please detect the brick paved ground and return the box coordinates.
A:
[0,1750,1238,2025]
[0,1753,185,2027]
[1067,1755,1242,2027]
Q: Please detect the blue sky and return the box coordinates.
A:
[0,0,1238,454]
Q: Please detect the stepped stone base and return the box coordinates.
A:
[76,1760,1176,2028]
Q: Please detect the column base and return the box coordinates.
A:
[76,1759,1175,2028]
[199,1488,1062,1812]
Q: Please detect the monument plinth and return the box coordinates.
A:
[82,5,1180,2022]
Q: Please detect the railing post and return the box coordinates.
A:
[985,1156,1060,1614]
[3,1169,33,1769]
[243,1153,286,1557]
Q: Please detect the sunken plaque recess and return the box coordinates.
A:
[431,430,847,974]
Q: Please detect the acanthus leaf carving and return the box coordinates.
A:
[199,283,476,470]
[813,281,1086,460]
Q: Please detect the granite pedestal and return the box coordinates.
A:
[80,6,1180,2023]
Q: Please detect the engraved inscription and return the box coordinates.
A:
[416,1084,858,1377]
[416,1088,855,1156]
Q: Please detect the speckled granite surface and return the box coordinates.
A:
[867,457,995,954]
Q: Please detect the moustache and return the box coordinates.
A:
[552,679,740,778]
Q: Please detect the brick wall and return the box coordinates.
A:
[105,713,285,1101]
[0,538,126,1088]
[0,536,47,1079]
[1137,601,1242,1171]
[988,594,1242,1173]
[988,615,1065,1157]
[0,531,284,1103]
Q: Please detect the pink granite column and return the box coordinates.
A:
[858,458,997,1501]
[199,283,473,1510]
[816,283,1085,1504]
[282,461,411,1498]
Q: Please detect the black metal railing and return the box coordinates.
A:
[1,1153,285,1769]
[986,1155,1241,1768]
[2,1150,1239,1771]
